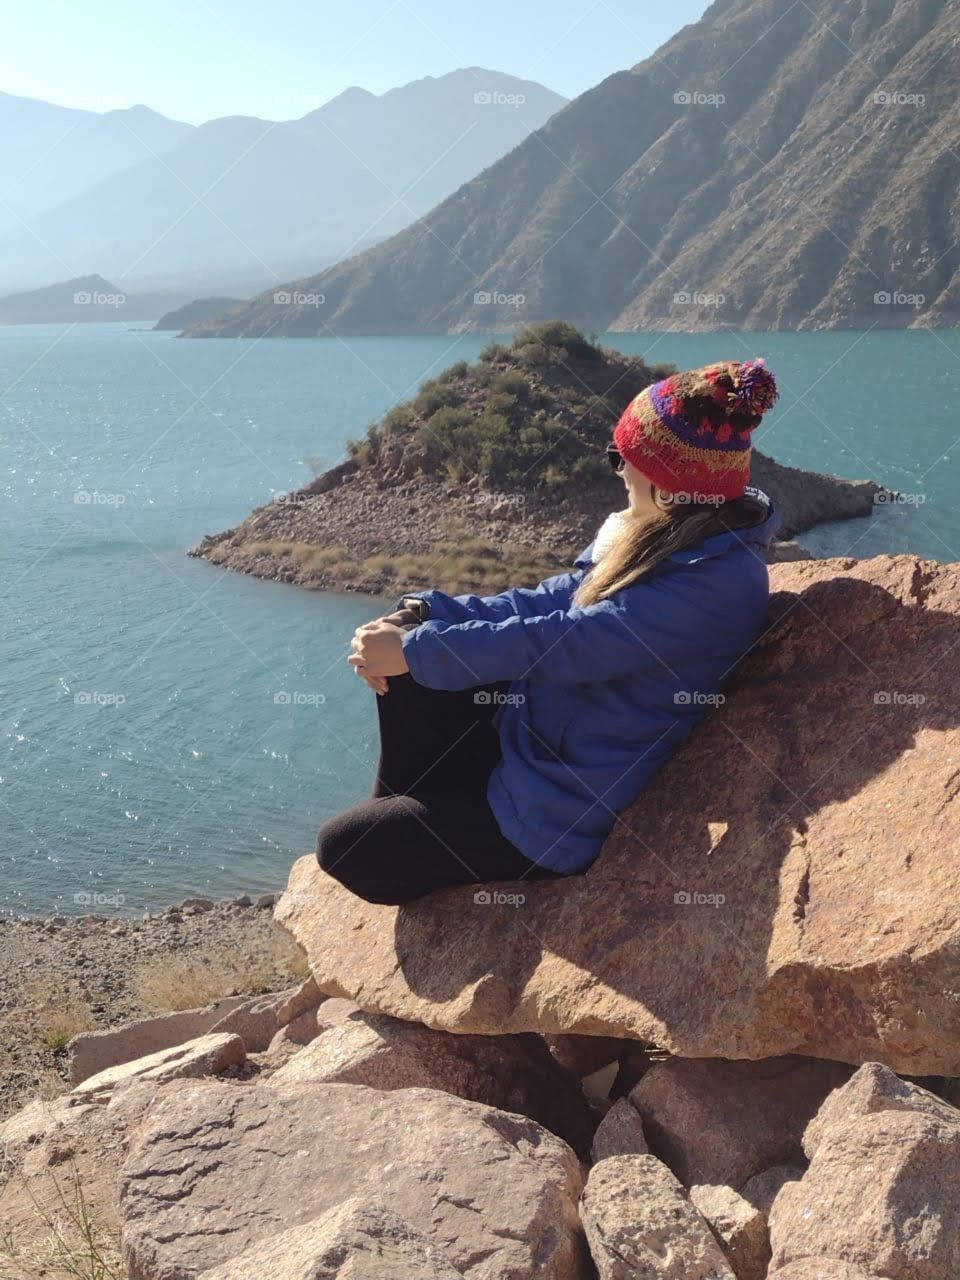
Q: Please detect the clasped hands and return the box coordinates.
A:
[348,610,414,695]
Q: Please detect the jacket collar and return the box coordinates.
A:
[576,493,781,570]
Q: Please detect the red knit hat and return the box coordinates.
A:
[613,358,779,501]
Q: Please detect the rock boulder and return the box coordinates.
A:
[580,1154,735,1279]
[802,1062,960,1158]
[689,1183,770,1280]
[769,1110,960,1279]
[67,995,249,1084]
[591,1097,649,1163]
[72,1032,245,1101]
[264,998,594,1155]
[120,1079,587,1280]
[630,1056,849,1187]
[276,557,960,1074]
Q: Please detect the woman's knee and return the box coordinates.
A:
[315,806,407,905]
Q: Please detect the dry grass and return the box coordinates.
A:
[0,1160,123,1280]
[237,537,564,596]
[15,981,97,1054]
[129,932,309,1015]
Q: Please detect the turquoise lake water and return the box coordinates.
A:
[2,324,959,915]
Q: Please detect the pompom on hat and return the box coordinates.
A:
[613,358,779,501]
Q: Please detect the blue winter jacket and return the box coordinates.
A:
[402,504,780,873]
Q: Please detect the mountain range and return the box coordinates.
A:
[186,0,960,336]
[0,71,567,297]
[0,93,190,234]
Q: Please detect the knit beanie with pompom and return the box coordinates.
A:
[612,358,779,502]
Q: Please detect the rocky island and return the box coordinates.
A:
[191,323,883,597]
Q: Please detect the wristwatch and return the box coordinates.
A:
[400,596,430,623]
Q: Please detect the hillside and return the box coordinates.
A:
[187,0,960,337]
[153,296,244,330]
[190,323,882,596]
[0,273,193,324]
[0,70,567,295]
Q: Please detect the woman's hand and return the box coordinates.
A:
[349,620,410,693]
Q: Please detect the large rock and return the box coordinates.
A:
[264,999,594,1156]
[803,1062,960,1158]
[629,1056,849,1187]
[120,1079,587,1280]
[579,1154,735,1279]
[689,1183,770,1280]
[67,995,249,1084]
[276,556,960,1074]
[769,1110,960,1279]
[72,1032,245,1101]
[591,1097,649,1163]
[198,1198,464,1279]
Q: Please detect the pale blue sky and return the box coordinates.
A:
[2,0,711,123]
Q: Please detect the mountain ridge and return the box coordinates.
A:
[185,0,960,337]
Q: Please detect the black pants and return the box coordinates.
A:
[316,674,561,904]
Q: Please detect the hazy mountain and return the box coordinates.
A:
[0,70,566,294]
[0,273,193,324]
[153,297,244,330]
[0,93,190,233]
[187,0,960,336]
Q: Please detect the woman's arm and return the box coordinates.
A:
[401,572,725,690]
[401,571,583,626]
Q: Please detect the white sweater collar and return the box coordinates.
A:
[591,509,632,564]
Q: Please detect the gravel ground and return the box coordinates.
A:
[0,892,307,1122]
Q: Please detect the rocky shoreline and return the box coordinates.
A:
[0,892,299,1123]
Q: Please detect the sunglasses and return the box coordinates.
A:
[606,443,626,474]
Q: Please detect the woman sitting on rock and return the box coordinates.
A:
[317,359,781,904]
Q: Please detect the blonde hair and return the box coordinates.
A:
[573,487,768,608]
